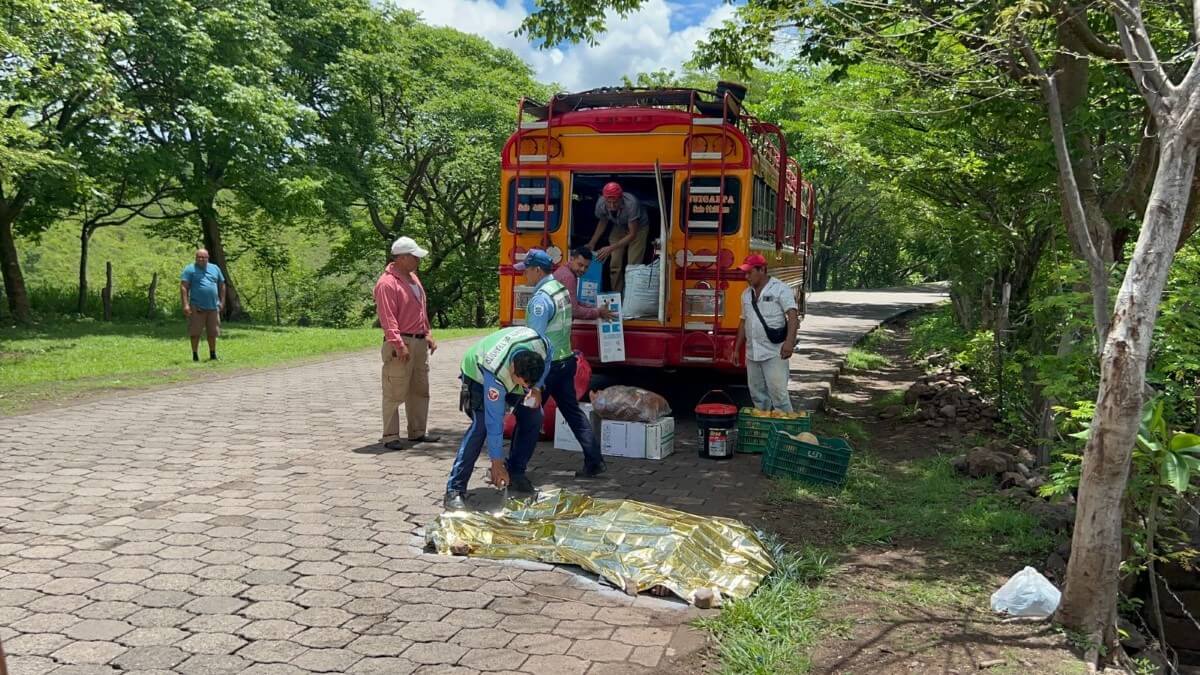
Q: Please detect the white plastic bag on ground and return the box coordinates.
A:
[990,566,1061,618]
[622,264,659,318]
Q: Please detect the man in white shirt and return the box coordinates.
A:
[733,254,799,412]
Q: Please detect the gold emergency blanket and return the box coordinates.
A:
[424,490,774,604]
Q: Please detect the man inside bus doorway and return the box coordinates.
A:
[733,254,799,412]
[518,249,607,479]
[588,181,649,294]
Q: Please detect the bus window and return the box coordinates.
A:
[752,176,777,244]
[506,177,564,233]
[680,176,740,235]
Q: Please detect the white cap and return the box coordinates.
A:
[390,236,428,258]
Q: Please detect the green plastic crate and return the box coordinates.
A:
[736,408,812,454]
[761,433,853,487]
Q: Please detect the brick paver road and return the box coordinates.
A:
[0,286,945,675]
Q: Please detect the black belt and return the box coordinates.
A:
[399,333,427,340]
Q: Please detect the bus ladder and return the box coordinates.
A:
[513,98,555,252]
[679,91,731,363]
[510,97,555,326]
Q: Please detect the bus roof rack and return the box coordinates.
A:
[522,87,745,121]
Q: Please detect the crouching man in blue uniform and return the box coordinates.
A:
[443,327,551,511]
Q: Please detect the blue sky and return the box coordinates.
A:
[390,0,740,90]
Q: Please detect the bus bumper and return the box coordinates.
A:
[569,325,741,372]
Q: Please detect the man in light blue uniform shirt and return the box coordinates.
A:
[518,249,606,478]
[179,248,226,362]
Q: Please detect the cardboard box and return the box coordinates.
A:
[599,417,675,460]
[596,292,626,363]
[554,403,595,452]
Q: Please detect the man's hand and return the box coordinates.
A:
[489,460,510,489]
[596,245,616,262]
[732,340,743,367]
[598,307,616,321]
[526,388,543,408]
[394,341,410,362]
[427,336,438,354]
[780,341,796,360]
[183,305,192,317]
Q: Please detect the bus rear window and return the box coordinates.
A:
[681,176,740,235]
[506,177,564,233]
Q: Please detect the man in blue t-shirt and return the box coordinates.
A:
[179,249,226,362]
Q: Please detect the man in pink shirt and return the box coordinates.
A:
[374,236,440,450]
[552,246,615,321]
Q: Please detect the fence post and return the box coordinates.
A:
[147,272,158,319]
[102,261,113,321]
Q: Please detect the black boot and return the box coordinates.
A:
[575,462,608,479]
[509,474,536,494]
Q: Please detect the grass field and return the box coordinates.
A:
[0,319,489,414]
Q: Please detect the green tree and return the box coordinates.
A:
[103,0,312,320]
[518,0,1200,661]
[0,0,129,322]
[295,12,545,327]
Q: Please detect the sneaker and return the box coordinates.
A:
[509,474,536,494]
[408,435,441,444]
[443,492,467,511]
[575,463,608,479]
[383,440,407,451]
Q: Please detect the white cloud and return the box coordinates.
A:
[387,0,737,91]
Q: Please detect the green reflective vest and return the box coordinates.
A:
[460,327,548,394]
[531,278,573,361]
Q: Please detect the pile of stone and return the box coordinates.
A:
[949,439,1045,494]
[887,368,999,430]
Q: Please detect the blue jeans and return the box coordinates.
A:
[446,378,543,494]
[545,356,602,470]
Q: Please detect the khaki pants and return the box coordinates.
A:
[187,309,220,338]
[380,337,430,442]
[608,225,649,294]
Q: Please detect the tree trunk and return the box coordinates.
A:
[198,202,245,320]
[1055,133,1199,653]
[814,250,831,291]
[1194,386,1200,433]
[147,272,158,319]
[78,226,92,315]
[270,268,280,325]
[102,261,113,321]
[0,215,31,323]
[1037,325,1080,465]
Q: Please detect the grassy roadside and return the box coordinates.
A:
[696,444,1054,675]
[691,323,1063,675]
[0,319,490,415]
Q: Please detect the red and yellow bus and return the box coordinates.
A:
[498,85,815,373]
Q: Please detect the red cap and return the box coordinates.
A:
[602,182,623,199]
[738,254,768,272]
